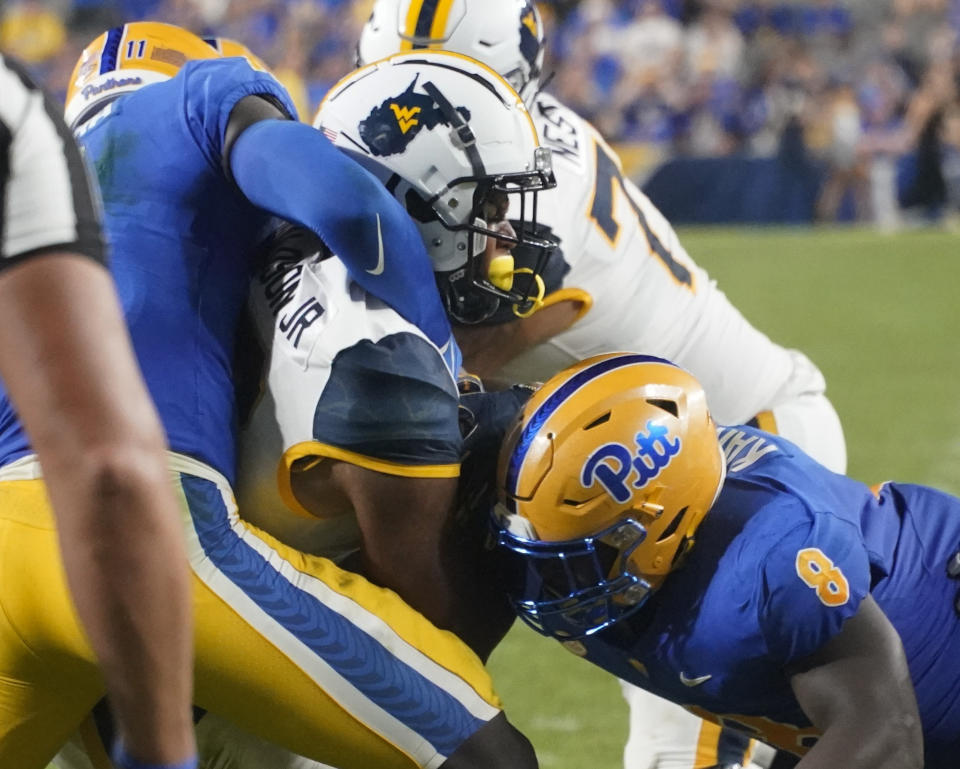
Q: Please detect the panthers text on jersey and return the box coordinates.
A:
[0,57,295,483]
[504,93,845,476]
[568,425,960,769]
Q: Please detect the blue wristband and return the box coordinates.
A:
[111,741,198,769]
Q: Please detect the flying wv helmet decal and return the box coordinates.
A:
[581,421,682,504]
[358,74,471,157]
[519,2,543,74]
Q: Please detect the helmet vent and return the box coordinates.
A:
[583,412,612,431]
[646,399,679,418]
[656,506,688,542]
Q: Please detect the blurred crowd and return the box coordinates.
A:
[0,0,368,121]
[546,0,960,223]
[4,0,960,223]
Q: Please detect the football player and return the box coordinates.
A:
[357,2,845,766]
[496,352,960,769]
[55,48,558,769]
[6,22,531,769]
[0,53,195,769]
[237,48,556,655]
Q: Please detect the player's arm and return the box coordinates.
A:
[454,298,582,378]
[787,595,922,769]
[299,462,515,659]
[0,57,195,768]
[0,259,196,767]
[224,97,449,346]
[284,334,521,659]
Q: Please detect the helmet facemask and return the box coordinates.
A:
[496,510,655,639]
[427,179,556,326]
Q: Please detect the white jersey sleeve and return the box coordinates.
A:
[0,54,105,265]
[507,94,832,431]
[235,226,462,557]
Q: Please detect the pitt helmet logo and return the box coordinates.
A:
[389,103,421,133]
[581,421,680,504]
[359,75,471,157]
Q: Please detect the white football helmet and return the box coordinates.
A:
[315,51,556,324]
[357,0,545,105]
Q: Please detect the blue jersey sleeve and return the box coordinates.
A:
[758,508,872,665]
[179,57,298,173]
[313,332,462,468]
[229,120,454,351]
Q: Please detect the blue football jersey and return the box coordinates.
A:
[0,58,296,483]
[573,425,960,766]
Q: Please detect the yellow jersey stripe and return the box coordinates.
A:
[750,409,779,434]
[541,287,594,324]
[284,441,460,479]
[693,719,722,768]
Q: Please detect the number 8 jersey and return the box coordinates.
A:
[572,425,960,767]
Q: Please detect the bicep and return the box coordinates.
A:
[788,595,922,769]
[222,94,290,180]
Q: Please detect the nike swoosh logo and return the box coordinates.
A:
[679,672,712,687]
[366,214,385,275]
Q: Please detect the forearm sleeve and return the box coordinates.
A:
[229,119,451,348]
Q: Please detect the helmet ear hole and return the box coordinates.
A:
[404,188,439,223]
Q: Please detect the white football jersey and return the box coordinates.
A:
[506,93,844,474]
[235,227,461,557]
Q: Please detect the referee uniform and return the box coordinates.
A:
[0,53,104,267]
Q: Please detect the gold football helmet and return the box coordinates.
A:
[65,21,218,129]
[495,352,726,638]
[203,36,272,74]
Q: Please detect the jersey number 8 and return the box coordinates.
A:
[795,547,850,607]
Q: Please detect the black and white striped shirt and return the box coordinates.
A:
[0,53,105,268]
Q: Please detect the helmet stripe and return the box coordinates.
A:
[99,26,124,75]
[414,0,442,43]
[504,354,674,508]
[401,0,425,50]
[429,0,457,39]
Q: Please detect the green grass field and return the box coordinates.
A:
[488,226,960,769]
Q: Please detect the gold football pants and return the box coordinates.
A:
[0,454,499,769]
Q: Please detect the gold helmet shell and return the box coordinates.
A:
[65,21,218,129]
